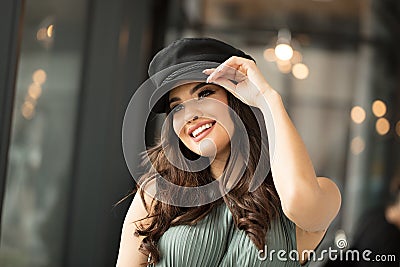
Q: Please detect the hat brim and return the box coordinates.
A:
[149,61,221,113]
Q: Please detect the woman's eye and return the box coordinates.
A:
[198,89,215,99]
[171,104,184,113]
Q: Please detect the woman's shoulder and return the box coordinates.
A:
[126,179,157,227]
[116,181,157,267]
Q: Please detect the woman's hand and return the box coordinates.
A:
[203,56,278,107]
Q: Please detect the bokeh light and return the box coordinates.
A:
[28,83,42,99]
[263,48,276,62]
[396,121,400,137]
[32,69,47,85]
[372,100,387,118]
[275,44,293,61]
[290,50,303,64]
[375,118,390,135]
[36,28,47,41]
[351,136,365,155]
[21,101,35,120]
[47,24,54,38]
[276,60,292,73]
[292,63,309,80]
[351,106,366,124]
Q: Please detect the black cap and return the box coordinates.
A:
[148,37,255,113]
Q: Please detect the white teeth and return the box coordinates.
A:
[192,123,213,138]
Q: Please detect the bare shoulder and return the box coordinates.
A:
[116,179,157,267]
[125,179,157,226]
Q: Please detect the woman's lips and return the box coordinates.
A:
[191,122,216,142]
[188,120,216,136]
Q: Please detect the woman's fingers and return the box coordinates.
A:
[223,56,273,94]
[208,77,234,90]
[205,65,231,83]
[204,65,247,98]
[219,56,256,75]
[204,56,257,84]
[202,68,215,75]
[205,64,247,84]
[203,56,274,107]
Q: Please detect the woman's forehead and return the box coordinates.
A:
[168,82,202,100]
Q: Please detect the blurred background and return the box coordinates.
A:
[0,0,399,266]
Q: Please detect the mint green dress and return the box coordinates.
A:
[154,201,318,266]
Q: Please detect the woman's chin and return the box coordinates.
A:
[185,138,230,159]
[198,138,218,157]
[185,138,217,158]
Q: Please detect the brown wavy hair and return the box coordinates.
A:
[132,87,280,265]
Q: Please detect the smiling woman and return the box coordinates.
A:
[116,38,341,267]
[169,83,233,163]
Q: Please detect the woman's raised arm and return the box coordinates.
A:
[205,56,341,232]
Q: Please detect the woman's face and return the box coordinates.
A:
[168,82,234,158]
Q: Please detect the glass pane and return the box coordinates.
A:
[0,0,88,266]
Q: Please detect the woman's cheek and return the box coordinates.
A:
[172,114,185,137]
[203,100,235,139]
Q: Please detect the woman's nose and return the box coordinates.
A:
[183,101,202,123]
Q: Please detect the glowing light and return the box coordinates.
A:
[292,63,309,80]
[32,69,47,85]
[396,121,400,137]
[351,136,365,155]
[275,44,293,61]
[372,100,387,117]
[25,95,37,105]
[21,101,35,120]
[376,118,390,135]
[47,24,54,38]
[276,60,292,74]
[290,51,302,64]
[263,48,276,62]
[28,83,42,99]
[351,106,366,124]
[36,28,47,41]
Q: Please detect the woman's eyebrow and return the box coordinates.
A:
[168,82,210,105]
[190,82,209,95]
[169,97,180,105]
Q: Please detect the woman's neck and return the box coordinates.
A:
[210,147,230,179]
[210,157,228,179]
[210,150,245,191]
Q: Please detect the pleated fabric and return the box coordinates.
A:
[155,201,312,267]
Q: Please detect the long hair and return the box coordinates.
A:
[133,87,280,265]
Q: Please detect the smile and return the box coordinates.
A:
[189,121,216,141]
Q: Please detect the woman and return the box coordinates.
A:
[116,38,341,266]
